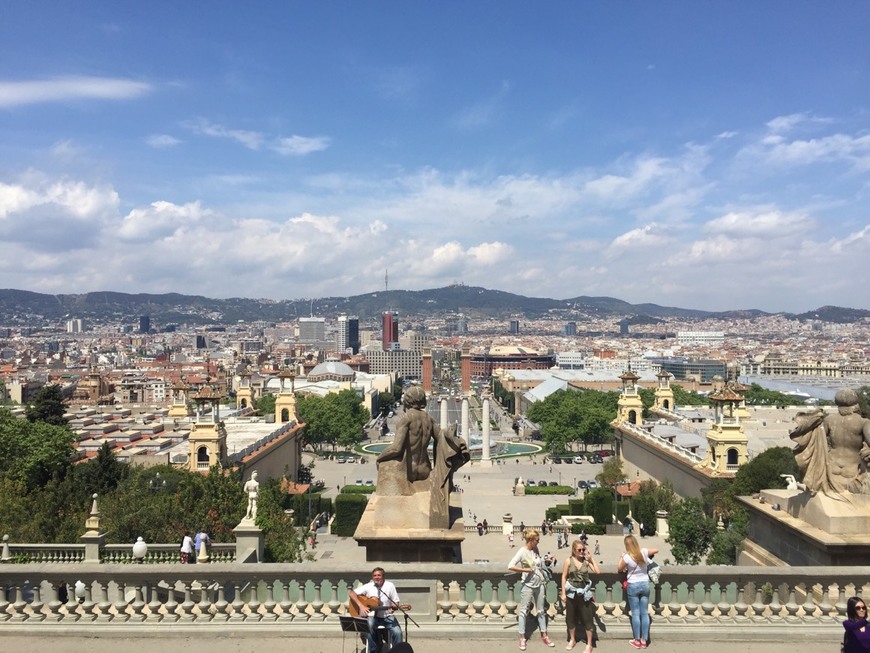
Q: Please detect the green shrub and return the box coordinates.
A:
[333,493,368,536]
[524,485,574,495]
[545,507,562,521]
[341,485,376,494]
[570,523,606,535]
[568,499,586,516]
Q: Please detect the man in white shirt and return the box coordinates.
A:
[349,567,404,652]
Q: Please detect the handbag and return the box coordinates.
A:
[647,561,662,585]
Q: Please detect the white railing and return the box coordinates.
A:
[0,563,865,632]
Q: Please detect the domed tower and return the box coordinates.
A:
[187,380,228,472]
[615,366,643,425]
[274,367,298,424]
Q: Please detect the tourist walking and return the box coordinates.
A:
[617,535,658,649]
[508,529,557,649]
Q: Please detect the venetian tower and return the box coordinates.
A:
[168,378,192,419]
[698,384,749,474]
[274,367,298,424]
[653,370,675,412]
[236,368,257,410]
[187,380,228,472]
[615,367,643,425]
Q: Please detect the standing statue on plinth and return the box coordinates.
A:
[244,471,260,520]
[376,385,469,526]
[789,388,870,497]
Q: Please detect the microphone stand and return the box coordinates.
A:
[376,584,419,643]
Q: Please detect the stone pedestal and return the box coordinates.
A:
[354,492,465,563]
[738,489,870,566]
[233,520,264,563]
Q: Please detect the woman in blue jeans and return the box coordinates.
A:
[617,535,658,649]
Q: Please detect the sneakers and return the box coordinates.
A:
[519,637,527,651]
[640,641,648,649]
[565,642,576,651]
[542,635,556,648]
[629,640,643,649]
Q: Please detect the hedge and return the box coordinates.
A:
[524,485,575,495]
[332,493,368,536]
[341,485,376,494]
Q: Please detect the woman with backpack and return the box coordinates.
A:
[617,535,658,649]
[561,539,600,652]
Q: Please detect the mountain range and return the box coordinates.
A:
[0,286,867,326]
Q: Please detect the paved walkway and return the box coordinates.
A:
[309,452,672,567]
[2,633,837,653]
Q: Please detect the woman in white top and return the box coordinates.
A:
[616,534,658,649]
[508,529,557,650]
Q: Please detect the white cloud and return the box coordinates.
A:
[185,119,265,150]
[705,208,815,238]
[146,134,182,148]
[0,76,151,107]
[118,200,211,241]
[270,135,330,156]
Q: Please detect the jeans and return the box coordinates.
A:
[626,581,651,641]
[518,583,547,636]
[366,614,402,652]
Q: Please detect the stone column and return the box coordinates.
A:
[461,396,470,447]
[440,395,448,430]
[480,395,493,467]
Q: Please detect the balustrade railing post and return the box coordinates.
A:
[229,581,246,622]
[733,584,749,621]
[163,580,179,623]
[471,580,485,621]
[278,581,294,622]
[177,580,195,622]
[437,579,451,621]
[46,581,64,622]
[96,580,113,622]
[146,580,163,622]
[196,579,213,622]
[666,582,681,622]
[130,583,147,622]
[28,581,45,622]
[801,583,817,621]
[684,582,699,623]
[818,582,835,621]
[247,577,262,622]
[80,581,97,622]
[262,579,279,622]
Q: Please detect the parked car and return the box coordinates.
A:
[573,456,585,464]
[336,457,346,463]
[526,479,536,486]
[577,480,589,490]
[587,480,598,488]
[563,457,573,464]
[553,457,562,464]
[537,480,547,487]
[598,450,614,458]
[590,454,603,463]
[548,481,559,487]
[364,480,374,486]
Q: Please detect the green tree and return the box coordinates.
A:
[667,498,715,565]
[585,487,613,525]
[255,392,276,416]
[256,478,308,562]
[706,508,749,565]
[25,384,68,426]
[377,391,395,417]
[0,408,75,490]
[596,456,627,490]
[527,389,617,453]
[743,383,799,407]
[297,390,369,451]
[700,477,737,520]
[671,384,709,406]
[730,446,797,497]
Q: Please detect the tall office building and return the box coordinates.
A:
[509,319,520,335]
[299,317,326,343]
[382,311,399,351]
[139,315,151,334]
[65,318,84,333]
[563,322,577,336]
[336,315,360,354]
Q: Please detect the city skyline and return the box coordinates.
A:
[2,3,870,312]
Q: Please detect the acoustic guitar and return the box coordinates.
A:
[348,594,411,618]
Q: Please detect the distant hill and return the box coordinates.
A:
[0,284,860,326]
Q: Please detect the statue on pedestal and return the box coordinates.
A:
[244,471,259,521]
[376,385,469,527]
[789,388,870,497]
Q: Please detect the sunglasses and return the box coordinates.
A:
[857,605,867,611]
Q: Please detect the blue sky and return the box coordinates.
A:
[2,2,869,312]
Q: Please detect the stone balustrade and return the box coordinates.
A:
[2,541,237,565]
[0,563,866,634]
